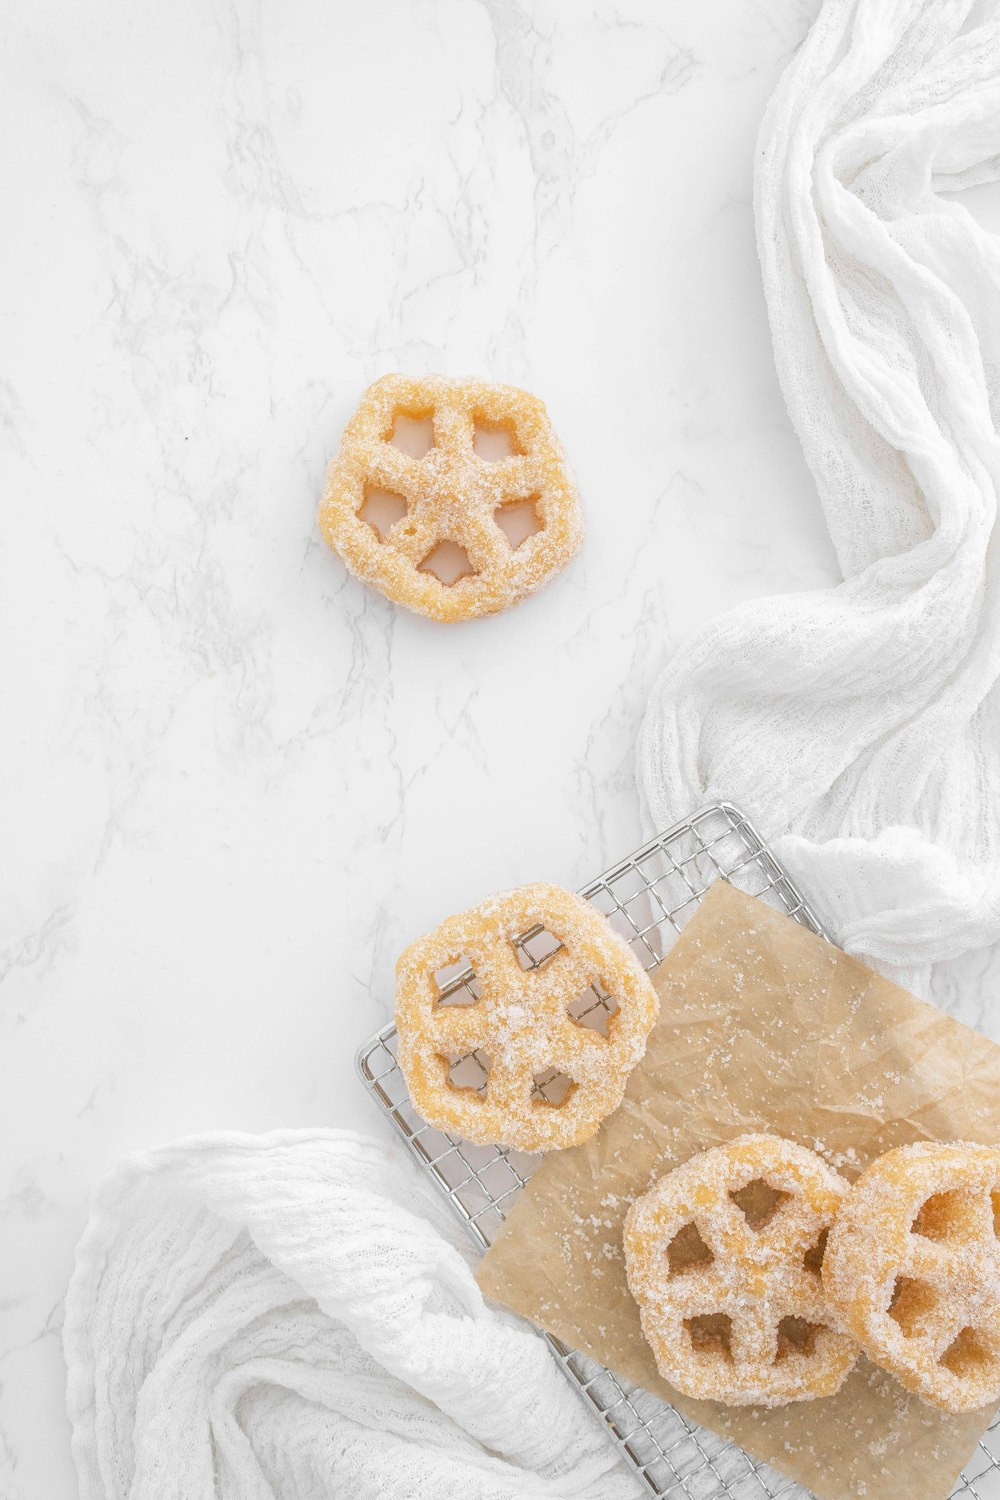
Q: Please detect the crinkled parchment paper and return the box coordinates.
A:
[477,882,1000,1500]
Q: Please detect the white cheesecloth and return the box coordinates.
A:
[640,0,1000,996]
[64,1,1000,1496]
[63,1130,640,1499]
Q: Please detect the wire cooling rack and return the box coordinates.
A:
[356,802,1000,1500]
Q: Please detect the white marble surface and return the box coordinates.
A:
[4,2,998,1495]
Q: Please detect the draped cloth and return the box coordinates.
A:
[65,3,1000,1496]
[640,0,1000,995]
[63,1130,639,1499]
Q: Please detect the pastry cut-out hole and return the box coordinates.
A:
[473,420,521,462]
[803,1228,829,1276]
[515,925,563,971]
[941,1326,992,1377]
[445,1050,491,1094]
[531,1068,574,1107]
[992,1191,1000,1238]
[494,498,542,550]
[685,1312,732,1359]
[433,957,480,1007]
[888,1276,939,1338]
[776,1316,822,1361]
[417,540,475,586]
[729,1180,791,1230]
[667,1222,714,1275]
[360,487,409,541]
[912,1191,969,1241]
[389,412,434,458]
[567,982,619,1037]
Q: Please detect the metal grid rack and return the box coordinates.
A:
[357,802,1000,1500]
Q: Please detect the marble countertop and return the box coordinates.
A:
[0,0,872,1493]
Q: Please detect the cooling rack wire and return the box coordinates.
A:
[357,802,1000,1499]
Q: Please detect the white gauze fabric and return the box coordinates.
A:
[64,5,1000,1498]
[63,1129,639,1500]
[640,0,1000,995]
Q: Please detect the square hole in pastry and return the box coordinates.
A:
[941,1325,992,1376]
[911,1190,970,1240]
[446,1050,491,1093]
[776,1316,822,1361]
[531,1068,575,1107]
[417,540,475,586]
[888,1276,938,1337]
[567,981,619,1037]
[494,497,542,550]
[473,419,521,462]
[433,957,480,1007]
[515,925,563,971]
[803,1227,829,1275]
[360,486,409,540]
[667,1221,713,1275]
[389,411,434,458]
[685,1312,732,1359]
[729,1180,791,1230]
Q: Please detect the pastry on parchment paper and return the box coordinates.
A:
[823,1141,1000,1414]
[624,1134,858,1407]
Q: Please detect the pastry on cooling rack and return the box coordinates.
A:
[394,883,658,1151]
[624,1134,857,1407]
[318,374,582,622]
[823,1141,1000,1413]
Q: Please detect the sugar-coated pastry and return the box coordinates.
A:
[624,1134,857,1407]
[319,374,582,621]
[395,883,658,1151]
[823,1141,1000,1413]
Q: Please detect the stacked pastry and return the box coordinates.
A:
[625,1135,1000,1414]
[394,883,1000,1417]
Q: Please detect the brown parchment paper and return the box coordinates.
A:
[477,882,1000,1500]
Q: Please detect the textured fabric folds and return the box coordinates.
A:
[63,1129,638,1499]
[65,2,1000,1495]
[640,0,1000,995]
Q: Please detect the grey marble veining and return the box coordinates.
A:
[4,2,997,1495]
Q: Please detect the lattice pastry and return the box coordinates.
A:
[624,1134,858,1407]
[318,374,583,621]
[394,883,658,1151]
[823,1141,1000,1412]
